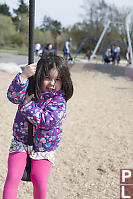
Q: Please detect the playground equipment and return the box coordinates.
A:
[126,13,133,65]
[107,40,127,51]
[89,15,133,66]
[21,0,35,182]
[74,37,101,59]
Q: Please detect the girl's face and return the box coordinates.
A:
[42,66,62,92]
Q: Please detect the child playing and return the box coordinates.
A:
[3,54,73,199]
[42,43,56,57]
[63,37,73,63]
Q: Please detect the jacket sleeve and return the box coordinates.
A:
[20,96,67,130]
[7,73,29,104]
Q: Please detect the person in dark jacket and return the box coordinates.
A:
[42,43,56,57]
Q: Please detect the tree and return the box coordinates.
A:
[0,14,16,46]
[82,0,113,32]
[10,33,28,47]
[40,15,52,32]
[12,0,28,32]
[34,28,54,45]
[13,0,28,16]
[0,3,11,16]
[69,21,96,52]
[40,15,63,42]
[78,0,131,53]
[19,14,29,34]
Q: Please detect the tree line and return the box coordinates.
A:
[0,0,132,56]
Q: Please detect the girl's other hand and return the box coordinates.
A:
[23,94,34,105]
[20,63,36,83]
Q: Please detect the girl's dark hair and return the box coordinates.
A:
[35,54,73,101]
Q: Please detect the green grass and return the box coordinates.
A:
[0,46,128,62]
[0,46,28,56]
[0,47,89,59]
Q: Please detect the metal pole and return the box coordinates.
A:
[89,20,110,63]
[110,21,124,25]
[21,0,35,182]
[125,14,133,66]
[28,0,35,64]
[28,0,35,149]
[27,0,35,96]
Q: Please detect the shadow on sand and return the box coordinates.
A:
[71,62,133,81]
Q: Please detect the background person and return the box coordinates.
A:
[63,37,73,63]
[126,47,131,65]
[42,43,56,57]
[34,43,41,56]
[115,46,121,65]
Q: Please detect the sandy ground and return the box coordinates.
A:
[1,62,133,199]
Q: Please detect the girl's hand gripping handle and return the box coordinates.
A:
[20,64,36,83]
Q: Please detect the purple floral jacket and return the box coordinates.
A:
[7,73,67,152]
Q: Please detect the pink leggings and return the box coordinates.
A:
[3,152,52,199]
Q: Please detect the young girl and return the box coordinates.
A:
[3,54,73,199]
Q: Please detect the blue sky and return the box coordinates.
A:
[1,0,133,27]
